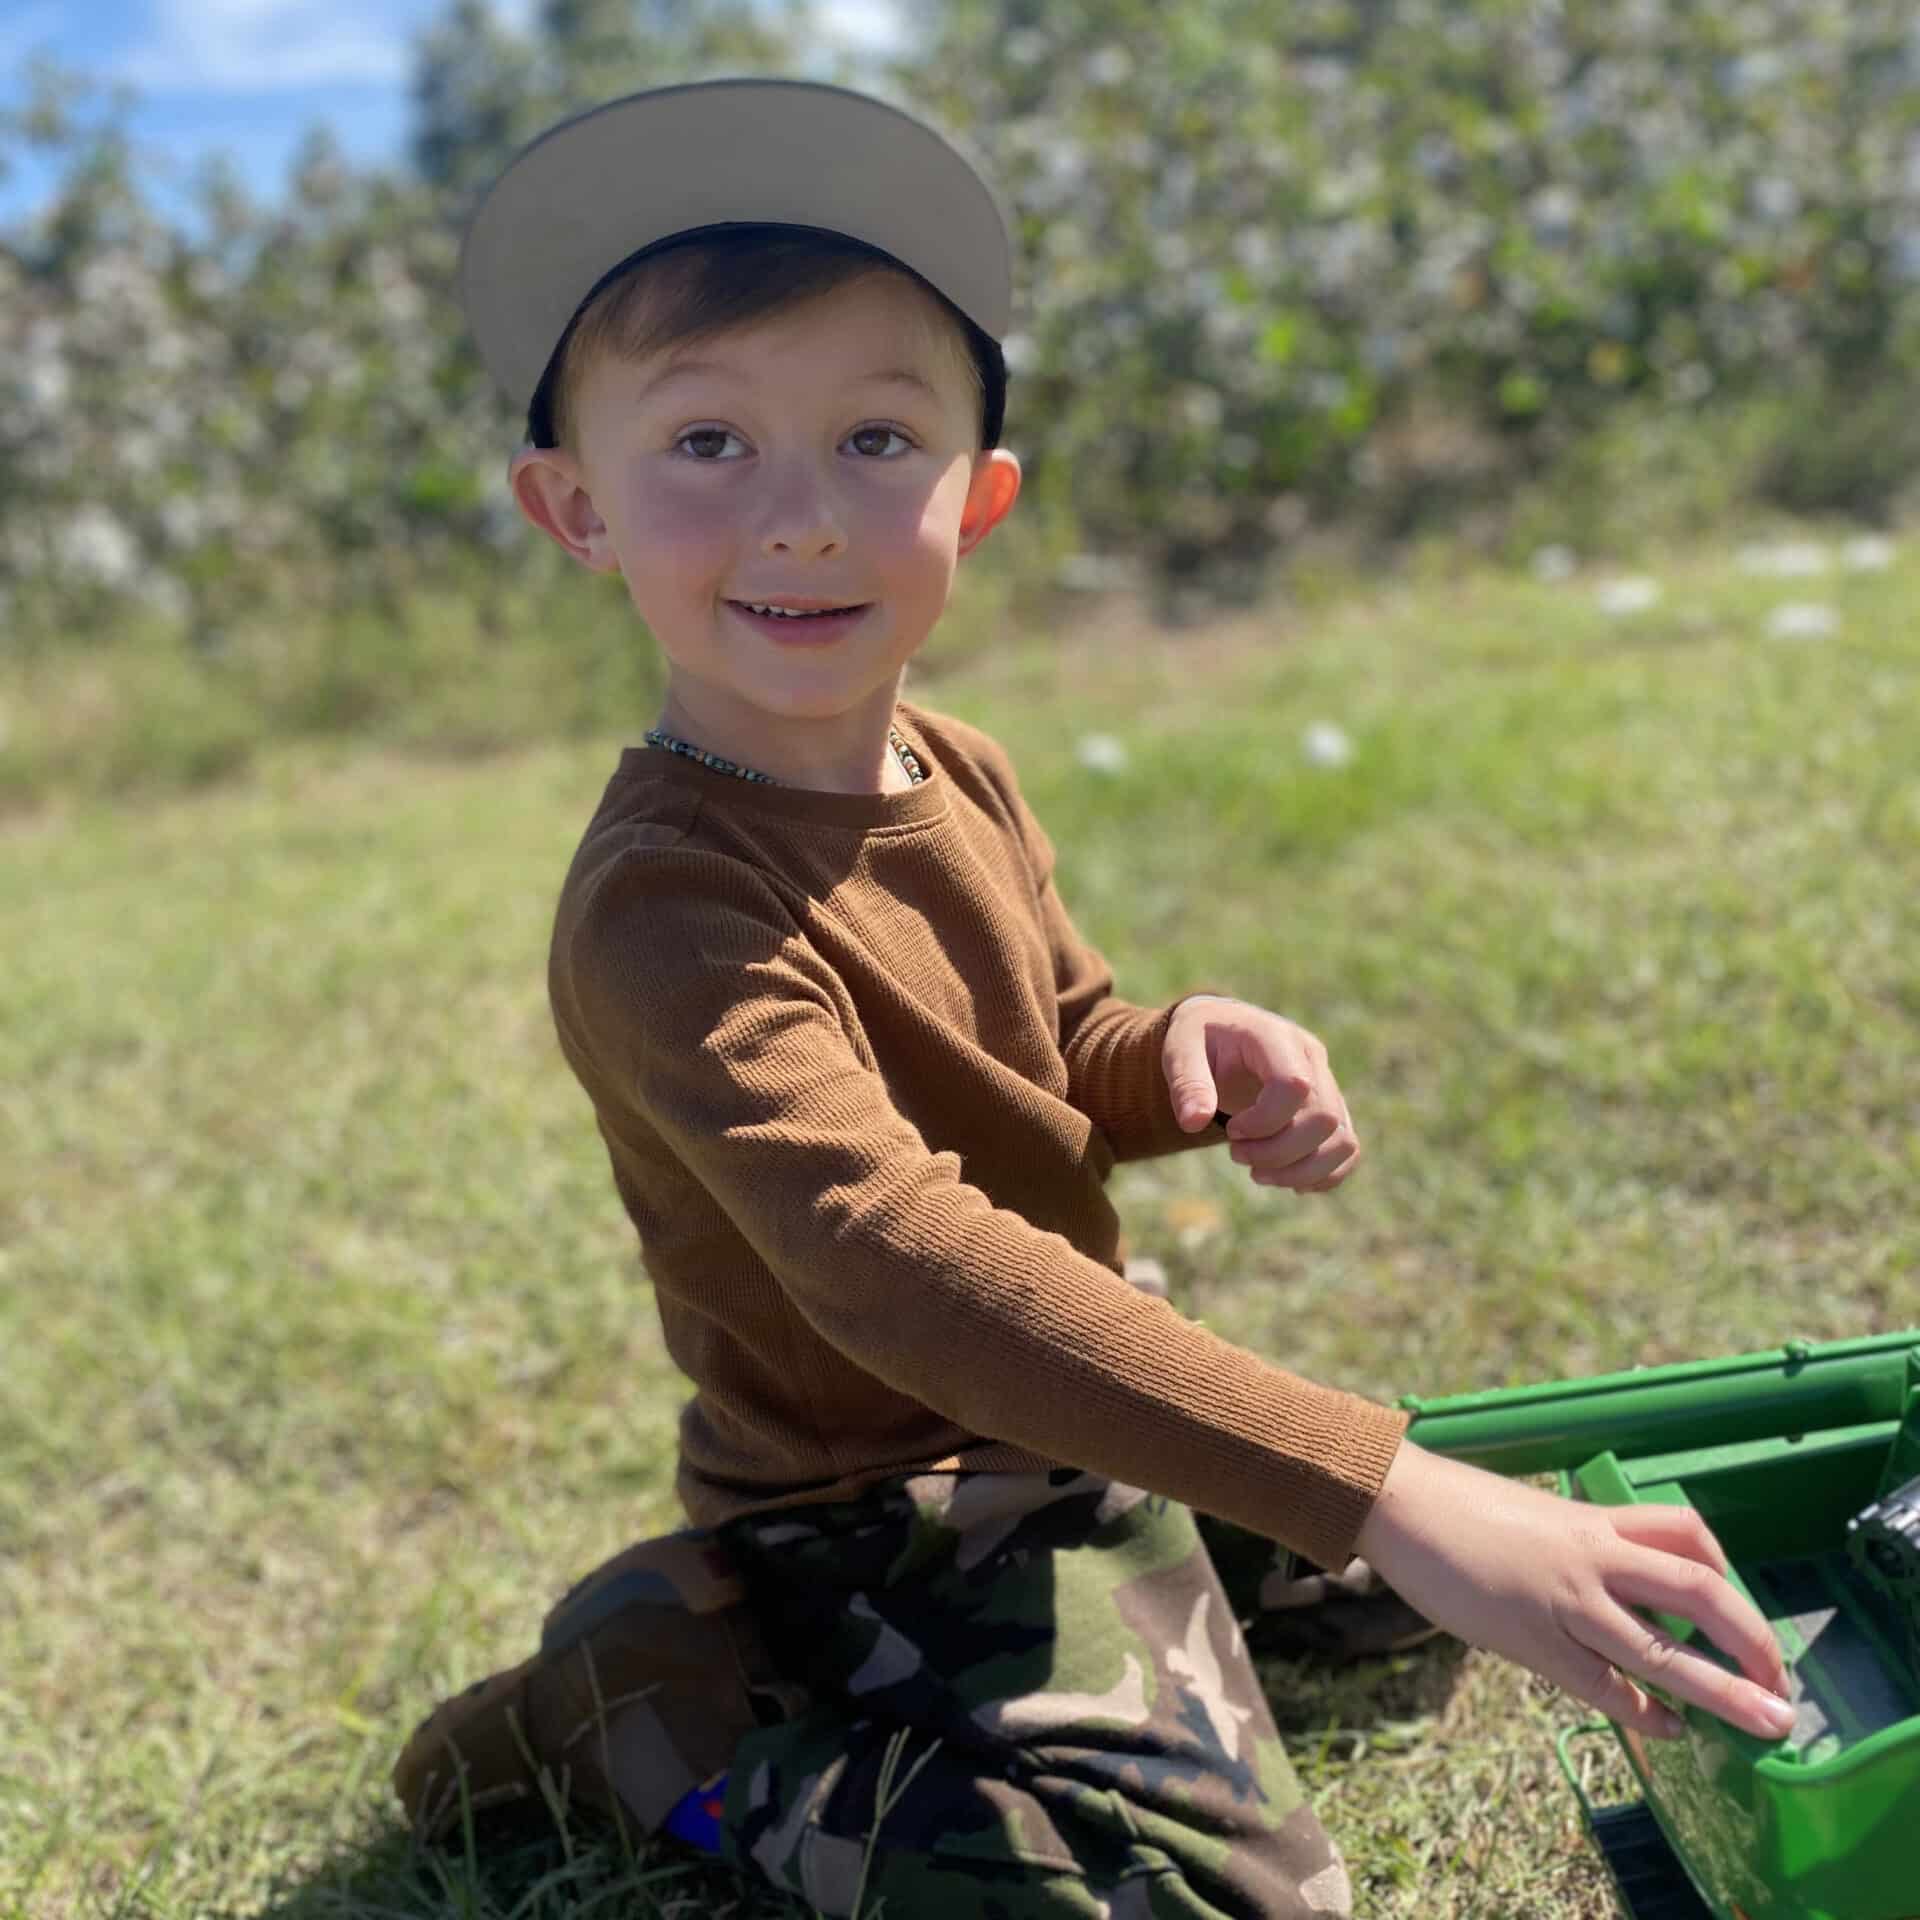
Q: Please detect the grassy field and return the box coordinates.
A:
[4,527,1917,1918]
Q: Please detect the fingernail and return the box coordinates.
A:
[1757,1692,1796,1737]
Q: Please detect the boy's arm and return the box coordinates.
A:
[556,845,1406,1572]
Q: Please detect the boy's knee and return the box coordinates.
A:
[394,1525,804,1845]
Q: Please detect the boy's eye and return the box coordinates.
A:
[672,425,914,461]
[847,425,912,458]
[676,427,744,460]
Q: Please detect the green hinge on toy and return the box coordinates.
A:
[1397,1330,1920,1920]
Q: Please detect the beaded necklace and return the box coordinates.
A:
[643,723,926,788]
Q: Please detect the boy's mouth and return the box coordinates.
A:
[727,600,873,641]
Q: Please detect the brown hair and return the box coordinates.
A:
[530,223,1007,456]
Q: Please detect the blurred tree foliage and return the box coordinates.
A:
[412,0,800,198]
[2,0,1917,647]
[907,0,1920,593]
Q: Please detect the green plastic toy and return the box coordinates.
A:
[1399,1331,1920,1920]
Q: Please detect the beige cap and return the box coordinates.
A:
[457,76,1016,417]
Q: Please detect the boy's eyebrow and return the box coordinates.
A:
[635,360,945,404]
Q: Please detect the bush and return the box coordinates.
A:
[908,0,1920,600]
[2,0,1916,653]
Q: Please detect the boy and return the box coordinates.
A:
[395,78,1797,1917]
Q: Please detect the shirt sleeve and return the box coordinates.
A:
[556,845,1406,1570]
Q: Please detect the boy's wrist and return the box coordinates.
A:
[1350,1434,1428,1568]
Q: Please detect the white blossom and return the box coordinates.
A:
[1840,535,1895,572]
[1596,577,1662,615]
[366,247,427,328]
[1306,373,1350,412]
[159,496,207,549]
[57,506,142,589]
[1530,544,1577,583]
[145,326,192,376]
[1075,733,1130,774]
[1302,722,1354,767]
[1153,232,1194,274]
[22,352,69,415]
[1177,385,1226,432]
[1233,227,1276,274]
[1766,602,1838,640]
[1668,361,1715,403]
[1528,186,1581,238]
[118,430,163,478]
[1736,540,1831,576]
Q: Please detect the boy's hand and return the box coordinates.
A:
[1354,1442,1798,1743]
[1163,995,1360,1191]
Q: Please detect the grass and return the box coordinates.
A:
[3,523,1917,1917]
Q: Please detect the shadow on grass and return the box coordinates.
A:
[207,1808,802,1920]
[1258,1633,1473,1748]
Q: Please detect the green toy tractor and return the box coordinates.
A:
[1402,1331,1920,1920]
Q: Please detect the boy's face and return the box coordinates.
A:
[510,271,1021,740]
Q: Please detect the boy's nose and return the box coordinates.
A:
[763,525,846,557]
[757,463,847,558]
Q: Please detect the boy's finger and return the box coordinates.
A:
[1606,1552,1790,1697]
[1260,1140,1359,1190]
[1605,1501,1731,1578]
[1232,1111,1338,1169]
[1221,1073,1313,1140]
[1555,1644,1685,1740]
[1161,1040,1219,1131]
[1578,1600,1795,1741]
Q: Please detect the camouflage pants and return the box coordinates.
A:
[708,1470,1353,1918]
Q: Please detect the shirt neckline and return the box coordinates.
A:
[614,705,950,832]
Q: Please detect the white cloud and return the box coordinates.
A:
[816,0,906,53]
[112,0,409,93]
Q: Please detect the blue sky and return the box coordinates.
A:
[0,0,905,237]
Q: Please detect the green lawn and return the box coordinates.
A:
[4,530,1916,1918]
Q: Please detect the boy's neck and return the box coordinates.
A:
[653,681,917,796]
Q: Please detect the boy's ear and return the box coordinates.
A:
[509,447,621,573]
[956,448,1022,558]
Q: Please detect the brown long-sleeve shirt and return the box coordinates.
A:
[547,700,1407,1570]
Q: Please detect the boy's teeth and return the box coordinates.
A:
[744,602,852,618]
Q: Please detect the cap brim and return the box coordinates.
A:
[457,78,1015,416]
